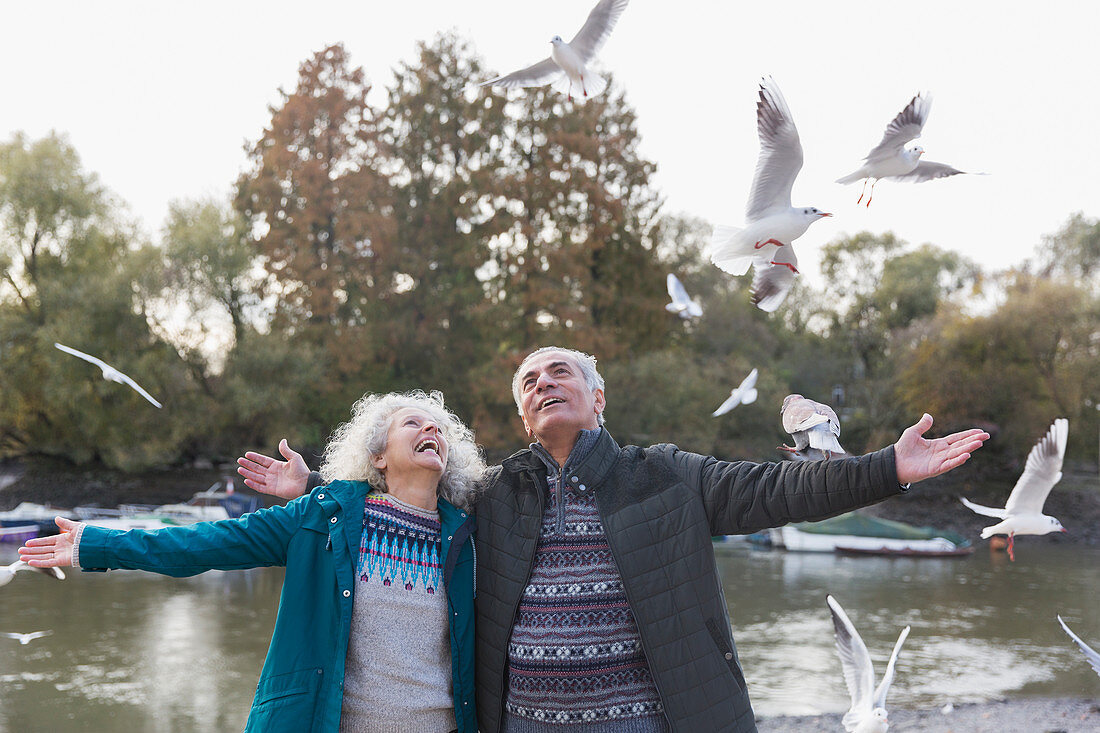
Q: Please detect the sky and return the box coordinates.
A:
[2,1,1097,284]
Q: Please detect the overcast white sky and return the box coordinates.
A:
[3,1,1097,282]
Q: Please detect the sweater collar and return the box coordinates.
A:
[503,427,620,495]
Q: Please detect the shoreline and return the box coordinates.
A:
[756,697,1100,732]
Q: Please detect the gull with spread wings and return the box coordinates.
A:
[0,559,65,588]
[960,418,1068,561]
[828,595,911,733]
[665,273,703,320]
[712,368,758,417]
[54,342,162,408]
[2,630,53,646]
[709,77,832,313]
[837,93,972,206]
[479,0,630,102]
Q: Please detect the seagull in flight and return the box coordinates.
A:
[836,93,971,206]
[779,394,846,460]
[2,630,53,645]
[1057,615,1100,679]
[709,77,832,312]
[665,273,703,320]
[960,418,1068,561]
[54,342,162,408]
[0,559,65,588]
[712,368,758,417]
[828,595,910,733]
[479,0,630,102]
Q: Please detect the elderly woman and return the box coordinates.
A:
[20,390,484,733]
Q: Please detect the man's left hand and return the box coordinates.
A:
[894,413,989,485]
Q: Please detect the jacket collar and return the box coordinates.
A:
[502,427,620,494]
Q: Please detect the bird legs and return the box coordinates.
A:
[754,238,785,250]
[1007,532,1015,562]
[856,179,879,207]
[770,260,799,274]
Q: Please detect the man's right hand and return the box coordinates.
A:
[237,439,310,500]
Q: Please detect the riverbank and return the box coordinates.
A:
[757,697,1100,732]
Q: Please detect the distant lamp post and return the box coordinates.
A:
[832,384,845,407]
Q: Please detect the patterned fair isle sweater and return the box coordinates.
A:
[503,430,670,732]
[340,491,456,733]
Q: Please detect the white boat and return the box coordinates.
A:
[768,512,972,557]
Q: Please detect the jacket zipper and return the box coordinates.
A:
[590,487,670,724]
[496,468,545,727]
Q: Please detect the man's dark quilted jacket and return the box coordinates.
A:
[475,428,905,733]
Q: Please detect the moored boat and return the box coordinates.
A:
[768,511,972,556]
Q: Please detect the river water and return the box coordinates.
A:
[1,540,1097,731]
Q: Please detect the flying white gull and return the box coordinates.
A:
[0,559,65,588]
[779,394,846,460]
[1057,615,1100,679]
[712,368,758,417]
[828,594,910,733]
[2,630,53,645]
[836,93,971,206]
[479,0,630,102]
[960,418,1068,561]
[665,273,703,320]
[54,342,162,408]
[709,77,831,313]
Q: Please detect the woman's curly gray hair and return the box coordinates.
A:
[319,390,485,511]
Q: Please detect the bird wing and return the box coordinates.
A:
[54,342,111,371]
[884,160,967,183]
[828,595,875,723]
[1,632,24,641]
[1005,419,1067,515]
[567,0,631,63]
[116,372,163,408]
[1058,616,1100,677]
[711,392,741,417]
[873,625,911,709]
[480,57,563,89]
[750,259,797,313]
[960,496,1008,519]
[864,93,931,162]
[745,77,804,221]
[783,399,829,434]
[26,630,52,640]
[37,565,65,580]
[737,368,759,393]
[667,273,691,306]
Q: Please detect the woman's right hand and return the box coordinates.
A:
[236,439,310,500]
[19,516,82,567]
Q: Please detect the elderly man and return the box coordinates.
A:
[238,345,988,733]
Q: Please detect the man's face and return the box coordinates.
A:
[517,351,605,440]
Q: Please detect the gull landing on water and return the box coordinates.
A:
[836,93,971,206]
[1057,615,1100,679]
[960,418,1068,561]
[709,77,832,312]
[828,595,910,733]
[479,0,630,102]
[0,560,65,588]
[54,342,162,408]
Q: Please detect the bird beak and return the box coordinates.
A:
[819,212,833,217]
[1060,528,1068,533]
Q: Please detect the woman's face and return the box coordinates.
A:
[372,407,449,480]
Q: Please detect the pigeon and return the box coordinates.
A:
[712,368,758,417]
[665,273,703,319]
[1057,615,1100,678]
[2,630,52,645]
[0,559,65,587]
[479,0,630,102]
[54,342,162,408]
[836,93,970,206]
[960,418,1068,561]
[709,77,832,312]
[779,394,846,460]
[828,594,910,733]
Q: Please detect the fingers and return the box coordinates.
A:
[944,428,990,444]
[55,516,78,532]
[242,451,275,467]
[237,465,268,485]
[906,413,933,436]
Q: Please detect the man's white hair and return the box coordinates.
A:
[320,390,485,510]
[511,346,606,426]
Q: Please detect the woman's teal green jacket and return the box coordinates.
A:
[77,480,477,733]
